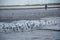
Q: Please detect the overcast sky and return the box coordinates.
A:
[0,0,60,5]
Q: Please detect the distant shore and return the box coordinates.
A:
[0,3,60,10]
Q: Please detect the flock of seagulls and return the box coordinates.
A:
[0,20,58,33]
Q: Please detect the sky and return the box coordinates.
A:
[0,0,60,5]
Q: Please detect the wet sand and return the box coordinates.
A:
[0,30,60,40]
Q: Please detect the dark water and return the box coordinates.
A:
[0,8,60,22]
